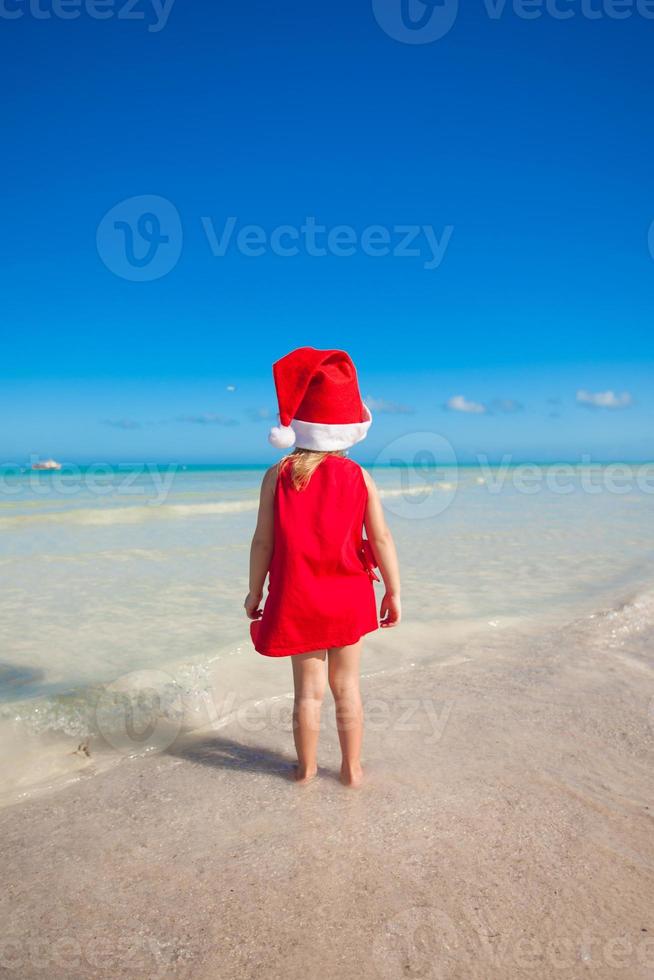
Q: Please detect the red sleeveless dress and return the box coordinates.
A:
[251,455,379,657]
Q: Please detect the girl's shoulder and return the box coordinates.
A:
[260,463,280,494]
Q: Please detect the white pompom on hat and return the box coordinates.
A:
[268,347,372,452]
[268,424,297,449]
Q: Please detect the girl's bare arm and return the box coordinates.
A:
[244,466,276,619]
[362,469,402,628]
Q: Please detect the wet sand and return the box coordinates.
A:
[1,607,653,980]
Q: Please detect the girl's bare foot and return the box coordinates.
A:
[339,764,363,788]
[292,764,317,784]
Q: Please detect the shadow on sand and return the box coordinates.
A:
[166,732,339,782]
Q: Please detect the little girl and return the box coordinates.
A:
[244,347,401,787]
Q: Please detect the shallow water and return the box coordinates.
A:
[1,461,653,806]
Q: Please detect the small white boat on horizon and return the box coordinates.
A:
[31,459,62,471]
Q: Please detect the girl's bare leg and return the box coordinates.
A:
[327,640,364,787]
[291,651,327,783]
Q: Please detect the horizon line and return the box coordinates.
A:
[2,459,654,470]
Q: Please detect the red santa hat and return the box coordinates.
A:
[268,347,372,451]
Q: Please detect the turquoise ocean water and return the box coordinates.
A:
[1,461,653,805]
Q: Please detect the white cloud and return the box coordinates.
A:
[445,394,487,414]
[246,407,273,422]
[491,398,523,414]
[364,395,414,415]
[226,385,237,392]
[576,389,633,410]
[101,418,141,430]
[177,414,239,426]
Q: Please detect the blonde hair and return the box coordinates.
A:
[279,448,345,491]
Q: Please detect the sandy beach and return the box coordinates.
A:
[4,0,653,971]
[2,591,653,980]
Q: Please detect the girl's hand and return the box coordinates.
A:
[380,592,401,628]
[244,592,263,620]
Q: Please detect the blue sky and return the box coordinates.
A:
[1,0,652,462]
